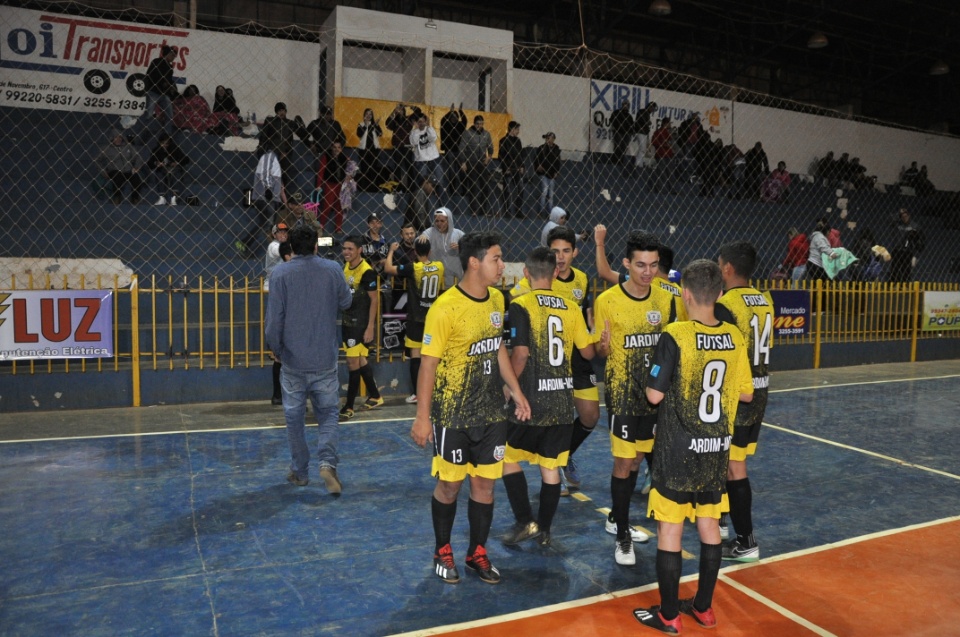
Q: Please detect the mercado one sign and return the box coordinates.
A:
[0,289,114,360]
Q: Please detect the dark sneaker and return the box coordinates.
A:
[502,520,540,546]
[318,466,342,496]
[722,538,759,562]
[465,545,501,584]
[433,543,460,584]
[537,531,551,547]
[679,597,717,629]
[560,455,581,488]
[363,396,384,410]
[271,396,283,406]
[338,407,354,422]
[286,471,308,487]
[633,606,682,635]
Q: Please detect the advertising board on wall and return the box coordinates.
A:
[0,290,114,360]
[921,291,960,332]
[769,289,809,337]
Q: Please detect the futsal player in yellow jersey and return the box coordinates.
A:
[340,236,383,420]
[594,231,676,565]
[512,226,599,496]
[411,232,530,586]
[715,240,773,563]
[634,259,753,635]
[501,247,596,547]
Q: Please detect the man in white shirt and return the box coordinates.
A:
[410,113,443,195]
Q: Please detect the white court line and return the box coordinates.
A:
[767,372,960,394]
[389,514,960,637]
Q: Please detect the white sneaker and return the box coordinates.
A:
[169,195,177,205]
[154,196,167,205]
[605,513,650,543]
[405,394,417,404]
[614,537,636,565]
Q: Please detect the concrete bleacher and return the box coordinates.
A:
[2,106,958,284]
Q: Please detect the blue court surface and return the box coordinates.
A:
[1,360,958,636]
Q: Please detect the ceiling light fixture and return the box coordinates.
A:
[929,60,950,76]
[649,0,671,17]
[807,31,829,49]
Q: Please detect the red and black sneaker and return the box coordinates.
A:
[679,597,717,629]
[433,544,460,584]
[465,545,501,584]
[633,605,682,635]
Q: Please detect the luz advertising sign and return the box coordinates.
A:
[0,290,114,360]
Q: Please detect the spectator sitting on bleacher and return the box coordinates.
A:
[915,165,935,197]
[98,130,144,205]
[148,132,189,206]
[173,85,216,134]
[816,151,836,185]
[760,161,791,202]
[283,200,321,233]
[849,157,875,190]
[211,85,241,136]
[834,152,851,185]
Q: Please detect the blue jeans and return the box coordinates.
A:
[539,176,555,214]
[280,366,340,479]
[142,90,173,133]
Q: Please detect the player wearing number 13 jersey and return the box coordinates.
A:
[715,240,773,563]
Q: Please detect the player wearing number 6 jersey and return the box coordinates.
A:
[384,238,444,404]
[501,247,595,547]
[411,232,530,586]
[594,231,676,566]
[634,259,753,635]
[715,240,773,563]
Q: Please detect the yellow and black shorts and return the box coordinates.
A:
[342,327,370,358]
[572,349,599,401]
[504,421,574,469]
[404,320,425,350]
[431,421,508,482]
[608,413,657,458]
[647,486,729,524]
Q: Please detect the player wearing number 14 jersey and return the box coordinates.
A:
[715,240,773,563]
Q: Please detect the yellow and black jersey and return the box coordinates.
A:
[395,259,444,324]
[716,286,773,388]
[657,279,688,322]
[343,259,378,329]
[646,320,754,493]
[509,290,592,426]
[512,268,590,309]
[422,286,506,430]
[594,283,676,415]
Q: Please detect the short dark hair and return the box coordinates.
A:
[658,245,675,274]
[458,231,501,271]
[718,240,758,278]
[289,226,317,256]
[414,238,431,257]
[624,231,661,261]
[279,241,293,260]
[342,234,363,250]
[474,115,484,124]
[525,247,557,282]
[546,225,577,250]
[682,259,723,306]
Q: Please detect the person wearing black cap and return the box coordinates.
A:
[140,45,178,135]
[360,212,390,275]
[535,132,561,216]
[258,102,308,189]
[498,121,525,218]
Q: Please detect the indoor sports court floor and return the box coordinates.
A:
[1,360,958,636]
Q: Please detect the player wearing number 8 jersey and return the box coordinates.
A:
[411,232,530,586]
[594,231,676,565]
[634,259,753,635]
[715,240,773,563]
[383,238,444,404]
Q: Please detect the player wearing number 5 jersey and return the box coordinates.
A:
[411,232,530,586]
[594,231,676,566]
[383,238,444,404]
[715,240,773,563]
[634,259,753,635]
[501,247,595,547]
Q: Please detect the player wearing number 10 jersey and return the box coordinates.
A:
[715,240,773,564]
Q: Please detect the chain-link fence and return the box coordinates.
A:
[2,2,960,288]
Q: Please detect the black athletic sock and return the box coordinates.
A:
[627,468,640,493]
[359,364,381,399]
[568,417,595,456]
[502,471,533,524]
[537,482,562,533]
[610,475,632,538]
[694,542,722,612]
[409,357,421,393]
[727,477,754,543]
[272,361,282,399]
[656,549,683,620]
[467,499,494,556]
[432,496,457,551]
[345,369,361,409]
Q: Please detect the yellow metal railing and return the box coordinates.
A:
[4,275,958,407]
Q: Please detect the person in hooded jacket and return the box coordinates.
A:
[420,207,465,288]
